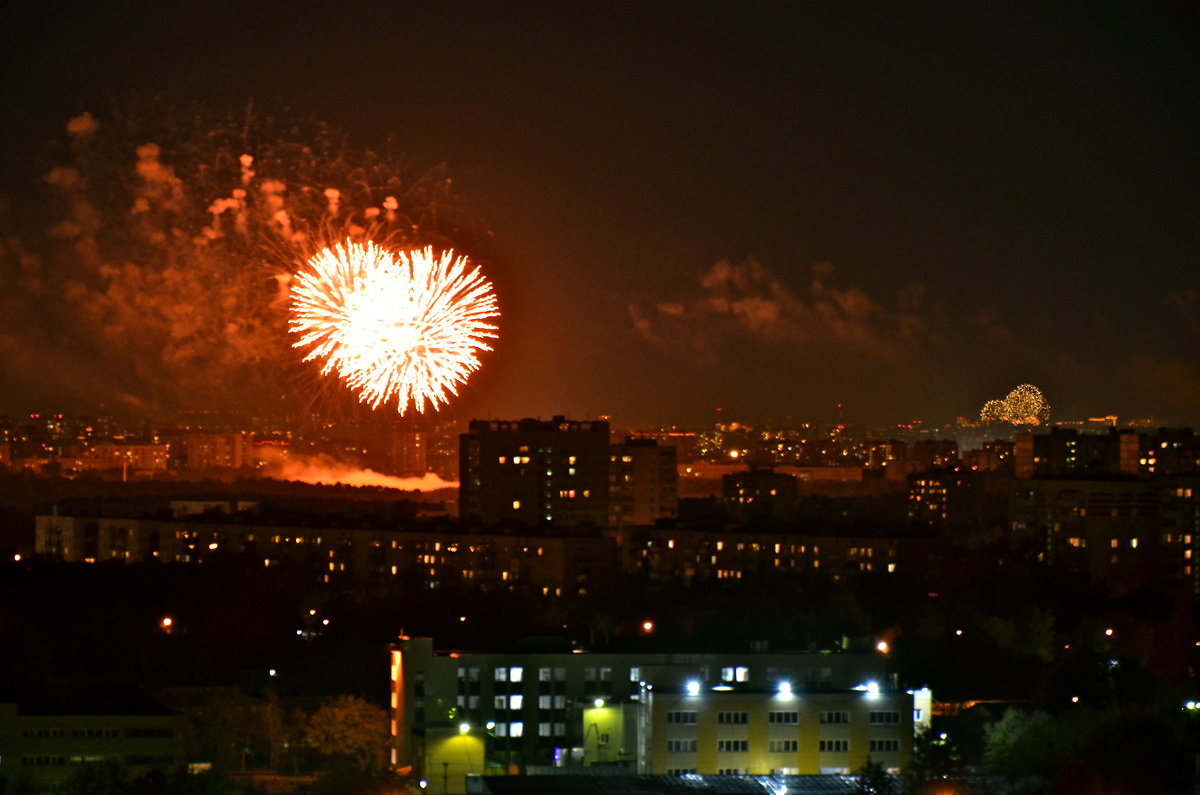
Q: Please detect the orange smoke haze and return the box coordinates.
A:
[265,455,457,492]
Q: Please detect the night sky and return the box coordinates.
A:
[2,1,1197,428]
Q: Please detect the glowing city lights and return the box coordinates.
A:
[289,241,499,414]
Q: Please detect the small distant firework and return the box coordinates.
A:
[980,399,1007,423]
[289,241,499,414]
[980,384,1051,426]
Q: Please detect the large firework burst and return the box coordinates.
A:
[980,384,1051,426]
[289,241,499,414]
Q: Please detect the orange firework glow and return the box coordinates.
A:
[289,241,499,414]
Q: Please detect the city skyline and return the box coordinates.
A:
[1,1,1196,429]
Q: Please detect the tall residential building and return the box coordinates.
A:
[722,465,798,522]
[1015,427,1200,479]
[459,417,612,527]
[182,432,245,470]
[610,439,678,527]
[907,469,983,529]
[389,425,428,476]
[1010,476,1200,594]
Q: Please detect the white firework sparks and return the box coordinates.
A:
[289,241,499,414]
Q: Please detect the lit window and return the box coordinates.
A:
[509,667,523,682]
[509,722,523,737]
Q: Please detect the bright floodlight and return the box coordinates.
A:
[686,680,701,696]
[594,698,604,708]
[777,681,793,698]
[458,722,470,735]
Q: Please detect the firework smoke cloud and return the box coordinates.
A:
[0,100,485,414]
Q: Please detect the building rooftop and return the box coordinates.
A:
[482,773,860,794]
[1,685,174,716]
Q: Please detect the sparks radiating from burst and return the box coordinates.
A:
[288,241,499,414]
[980,383,1051,426]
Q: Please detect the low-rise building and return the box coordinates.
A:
[0,688,177,794]
[617,527,917,582]
[35,511,615,595]
[388,637,925,793]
